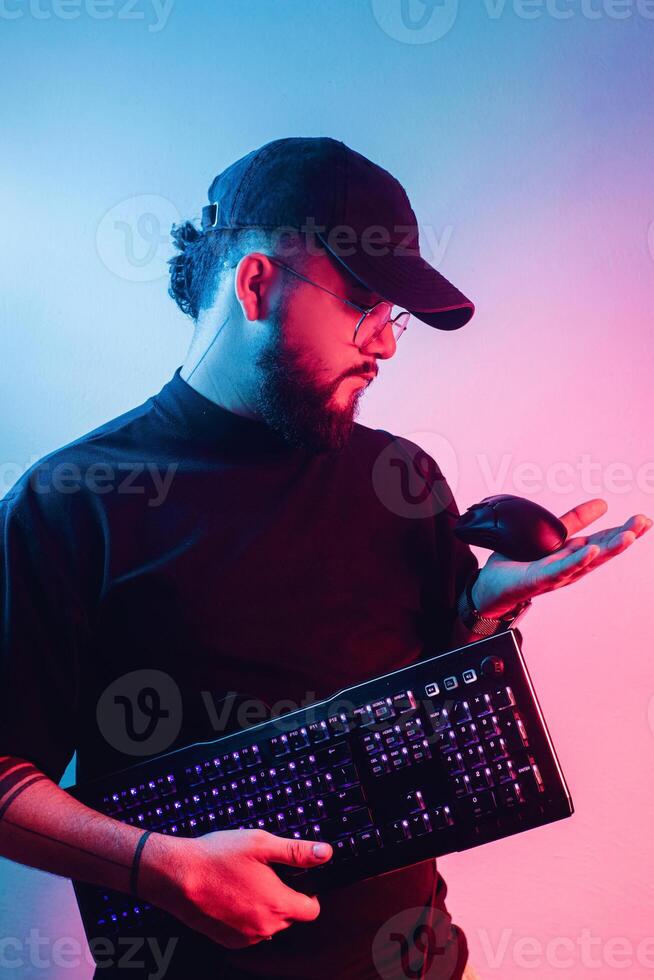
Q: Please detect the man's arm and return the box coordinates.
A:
[0,755,175,903]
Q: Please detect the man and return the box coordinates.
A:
[0,137,649,980]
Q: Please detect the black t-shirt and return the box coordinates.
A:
[0,366,478,979]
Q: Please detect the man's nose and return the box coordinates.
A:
[362,320,397,360]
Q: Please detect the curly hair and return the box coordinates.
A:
[167,220,311,322]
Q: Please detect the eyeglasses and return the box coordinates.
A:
[267,257,410,349]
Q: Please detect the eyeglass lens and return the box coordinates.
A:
[357,305,410,347]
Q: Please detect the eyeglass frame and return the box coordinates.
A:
[266,256,410,348]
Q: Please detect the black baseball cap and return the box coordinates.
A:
[200,136,474,331]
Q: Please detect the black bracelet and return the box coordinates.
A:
[130,829,152,899]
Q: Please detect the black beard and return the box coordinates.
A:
[253,317,366,453]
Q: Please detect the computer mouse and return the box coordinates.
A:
[454,494,568,561]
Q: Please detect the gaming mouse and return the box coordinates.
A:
[454,494,568,561]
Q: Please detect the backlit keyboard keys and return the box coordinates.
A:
[409,812,432,836]
[308,721,330,744]
[316,742,352,768]
[452,700,473,724]
[332,763,358,788]
[452,774,472,797]
[461,745,487,767]
[456,789,497,820]
[372,698,395,722]
[455,722,479,746]
[430,805,454,830]
[491,759,516,783]
[490,686,516,710]
[270,735,290,758]
[495,781,525,807]
[485,737,509,760]
[370,754,392,777]
[240,745,261,767]
[354,828,382,853]
[288,729,310,751]
[443,752,465,776]
[386,818,412,843]
[404,789,426,812]
[470,693,493,717]
[435,730,458,754]
[477,714,502,737]
[409,740,432,764]
[470,766,494,791]
[392,690,417,713]
[428,707,451,732]
[498,713,529,752]
[333,836,356,861]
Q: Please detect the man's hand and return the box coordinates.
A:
[471,499,652,618]
[140,828,332,949]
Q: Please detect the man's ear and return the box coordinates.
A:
[234,252,278,322]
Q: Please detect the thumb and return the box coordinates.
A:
[261,833,333,868]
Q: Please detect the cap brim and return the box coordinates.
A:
[316,232,475,331]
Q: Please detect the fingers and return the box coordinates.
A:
[259,831,333,868]
[558,498,608,536]
[543,543,600,582]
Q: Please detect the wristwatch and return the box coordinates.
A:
[457,570,532,637]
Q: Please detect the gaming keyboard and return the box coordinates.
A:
[67,628,573,941]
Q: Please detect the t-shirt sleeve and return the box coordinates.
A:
[0,470,97,783]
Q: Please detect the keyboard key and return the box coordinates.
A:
[403,789,426,812]
[498,712,529,753]
[495,781,525,807]
[322,785,367,816]
[370,754,392,777]
[443,752,465,776]
[485,737,509,761]
[470,693,493,717]
[372,698,395,722]
[392,690,417,713]
[456,789,497,820]
[452,700,472,724]
[461,745,487,767]
[452,774,472,797]
[428,707,451,732]
[386,818,412,843]
[316,742,352,768]
[491,759,516,783]
[240,745,261,767]
[288,728,310,751]
[409,812,432,836]
[353,705,375,728]
[380,725,404,750]
[332,763,358,788]
[409,740,432,764]
[354,828,382,853]
[490,686,516,711]
[470,766,494,791]
[477,714,501,737]
[269,735,290,758]
[430,805,454,830]
[401,717,425,741]
[307,721,330,744]
[455,722,479,746]
[322,807,373,839]
[435,729,458,754]
[332,835,356,861]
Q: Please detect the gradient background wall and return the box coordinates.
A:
[1,1,653,977]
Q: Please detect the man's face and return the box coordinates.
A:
[253,250,398,453]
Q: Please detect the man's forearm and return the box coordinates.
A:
[0,756,175,905]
